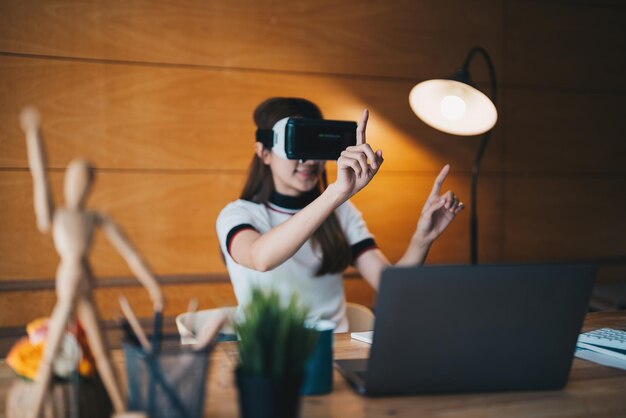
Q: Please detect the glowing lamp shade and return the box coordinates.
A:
[409,79,497,136]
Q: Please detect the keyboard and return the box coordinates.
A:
[578,328,626,350]
[577,328,626,362]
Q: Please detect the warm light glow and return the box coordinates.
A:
[409,79,497,136]
[440,95,466,120]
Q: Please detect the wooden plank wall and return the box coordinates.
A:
[1,0,625,330]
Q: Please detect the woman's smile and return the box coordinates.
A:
[294,164,321,179]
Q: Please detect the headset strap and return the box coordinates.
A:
[255,129,273,149]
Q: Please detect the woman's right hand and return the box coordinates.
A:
[332,109,384,200]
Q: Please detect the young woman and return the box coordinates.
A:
[217,97,464,331]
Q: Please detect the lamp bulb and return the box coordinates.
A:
[440,95,466,120]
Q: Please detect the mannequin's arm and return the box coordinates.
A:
[20,107,54,233]
[99,213,164,312]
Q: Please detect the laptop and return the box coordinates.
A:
[335,264,596,396]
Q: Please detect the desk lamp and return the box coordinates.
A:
[409,46,497,264]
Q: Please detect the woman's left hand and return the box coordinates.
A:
[332,109,384,200]
[414,164,464,245]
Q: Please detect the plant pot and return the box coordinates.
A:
[6,375,112,418]
[235,369,303,418]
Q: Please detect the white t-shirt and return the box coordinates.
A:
[216,193,376,332]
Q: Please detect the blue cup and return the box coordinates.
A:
[301,320,335,395]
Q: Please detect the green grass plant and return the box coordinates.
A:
[235,288,319,378]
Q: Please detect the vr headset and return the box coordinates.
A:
[256,117,357,160]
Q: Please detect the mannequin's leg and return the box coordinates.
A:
[77,296,125,413]
[29,298,74,418]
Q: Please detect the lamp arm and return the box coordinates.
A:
[462,47,497,102]
[463,47,497,264]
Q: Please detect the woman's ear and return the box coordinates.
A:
[254,142,272,165]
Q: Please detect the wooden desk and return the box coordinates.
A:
[2,312,626,417]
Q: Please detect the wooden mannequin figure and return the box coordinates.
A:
[20,107,163,418]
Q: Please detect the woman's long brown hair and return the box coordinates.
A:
[240,97,351,276]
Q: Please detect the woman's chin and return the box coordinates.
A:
[295,180,319,193]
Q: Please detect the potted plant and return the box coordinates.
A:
[235,288,318,418]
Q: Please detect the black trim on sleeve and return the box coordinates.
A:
[351,238,378,264]
[226,224,257,256]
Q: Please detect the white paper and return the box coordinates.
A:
[351,331,373,344]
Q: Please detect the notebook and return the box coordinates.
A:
[336,264,596,396]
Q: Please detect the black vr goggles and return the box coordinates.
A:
[256,117,357,161]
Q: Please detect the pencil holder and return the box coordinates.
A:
[123,336,212,418]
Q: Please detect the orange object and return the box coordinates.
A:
[6,318,96,380]
[6,337,43,380]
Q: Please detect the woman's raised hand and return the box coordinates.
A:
[333,109,384,199]
[415,164,464,245]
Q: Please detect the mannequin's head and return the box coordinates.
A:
[64,159,95,209]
